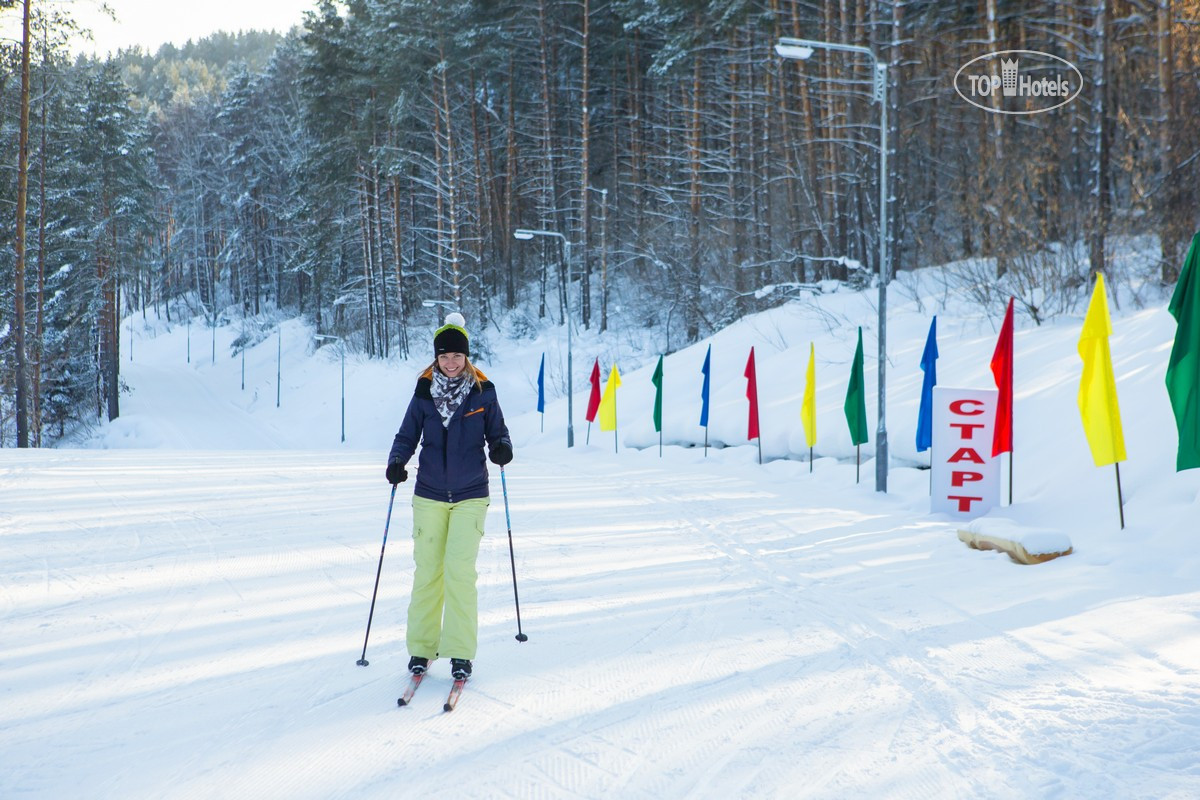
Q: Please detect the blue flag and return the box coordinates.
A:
[916,316,938,452]
[537,353,545,413]
[700,345,711,427]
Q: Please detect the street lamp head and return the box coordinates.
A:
[775,42,814,61]
[514,228,566,242]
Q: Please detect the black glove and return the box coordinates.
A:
[385,462,408,484]
[489,442,513,466]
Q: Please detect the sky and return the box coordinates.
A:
[2,0,318,56]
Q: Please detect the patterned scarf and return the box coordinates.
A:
[430,369,474,428]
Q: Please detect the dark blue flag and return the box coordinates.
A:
[537,353,545,413]
[700,345,711,427]
[916,317,938,452]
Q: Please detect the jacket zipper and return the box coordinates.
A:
[442,424,451,502]
[439,389,477,505]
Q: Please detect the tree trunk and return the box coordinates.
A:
[598,186,608,333]
[33,14,49,447]
[580,0,592,329]
[98,193,121,422]
[687,22,703,342]
[728,33,747,315]
[433,91,447,309]
[1088,0,1111,282]
[373,160,389,357]
[985,0,1003,159]
[822,0,843,279]
[889,0,903,277]
[537,0,557,320]
[504,57,517,309]
[628,32,646,244]
[358,170,377,357]
[1157,0,1178,281]
[11,0,32,447]
[469,67,490,311]
[477,71,502,316]
[790,0,825,266]
[438,40,462,308]
[770,0,801,285]
[391,170,409,358]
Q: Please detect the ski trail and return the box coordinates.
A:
[4,451,1199,798]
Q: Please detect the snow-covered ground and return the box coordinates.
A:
[4,263,1200,798]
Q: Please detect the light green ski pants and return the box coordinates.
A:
[407,495,489,661]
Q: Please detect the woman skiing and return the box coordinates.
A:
[386,313,513,682]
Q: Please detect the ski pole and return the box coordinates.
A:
[356,483,398,666]
[500,466,528,642]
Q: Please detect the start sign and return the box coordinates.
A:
[930,387,1000,518]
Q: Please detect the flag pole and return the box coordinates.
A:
[856,445,861,484]
[809,446,813,473]
[704,426,708,457]
[586,421,591,445]
[1008,451,1013,505]
[757,436,762,465]
[1114,463,1126,529]
[659,431,663,457]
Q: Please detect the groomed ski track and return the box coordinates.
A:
[3,448,1197,799]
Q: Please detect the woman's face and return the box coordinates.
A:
[438,352,466,378]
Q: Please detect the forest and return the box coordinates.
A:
[2,0,1199,446]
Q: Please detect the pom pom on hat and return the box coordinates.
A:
[434,313,469,357]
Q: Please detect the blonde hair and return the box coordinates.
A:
[424,355,484,388]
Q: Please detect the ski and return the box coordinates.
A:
[443,678,467,712]
[396,671,425,707]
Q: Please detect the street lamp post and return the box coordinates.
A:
[314,334,345,443]
[514,228,575,448]
[776,37,890,492]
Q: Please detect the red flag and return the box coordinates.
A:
[991,297,1015,456]
[745,347,760,440]
[585,358,602,423]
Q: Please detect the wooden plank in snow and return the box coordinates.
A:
[957,529,1073,565]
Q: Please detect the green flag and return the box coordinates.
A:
[1167,232,1200,471]
[651,355,664,433]
[844,327,869,446]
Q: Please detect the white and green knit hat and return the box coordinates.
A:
[433,312,469,357]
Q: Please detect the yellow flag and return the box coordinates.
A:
[1077,273,1126,466]
[598,364,622,432]
[801,343,817,448]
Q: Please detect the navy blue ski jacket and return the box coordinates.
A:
[388,368,511,503]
